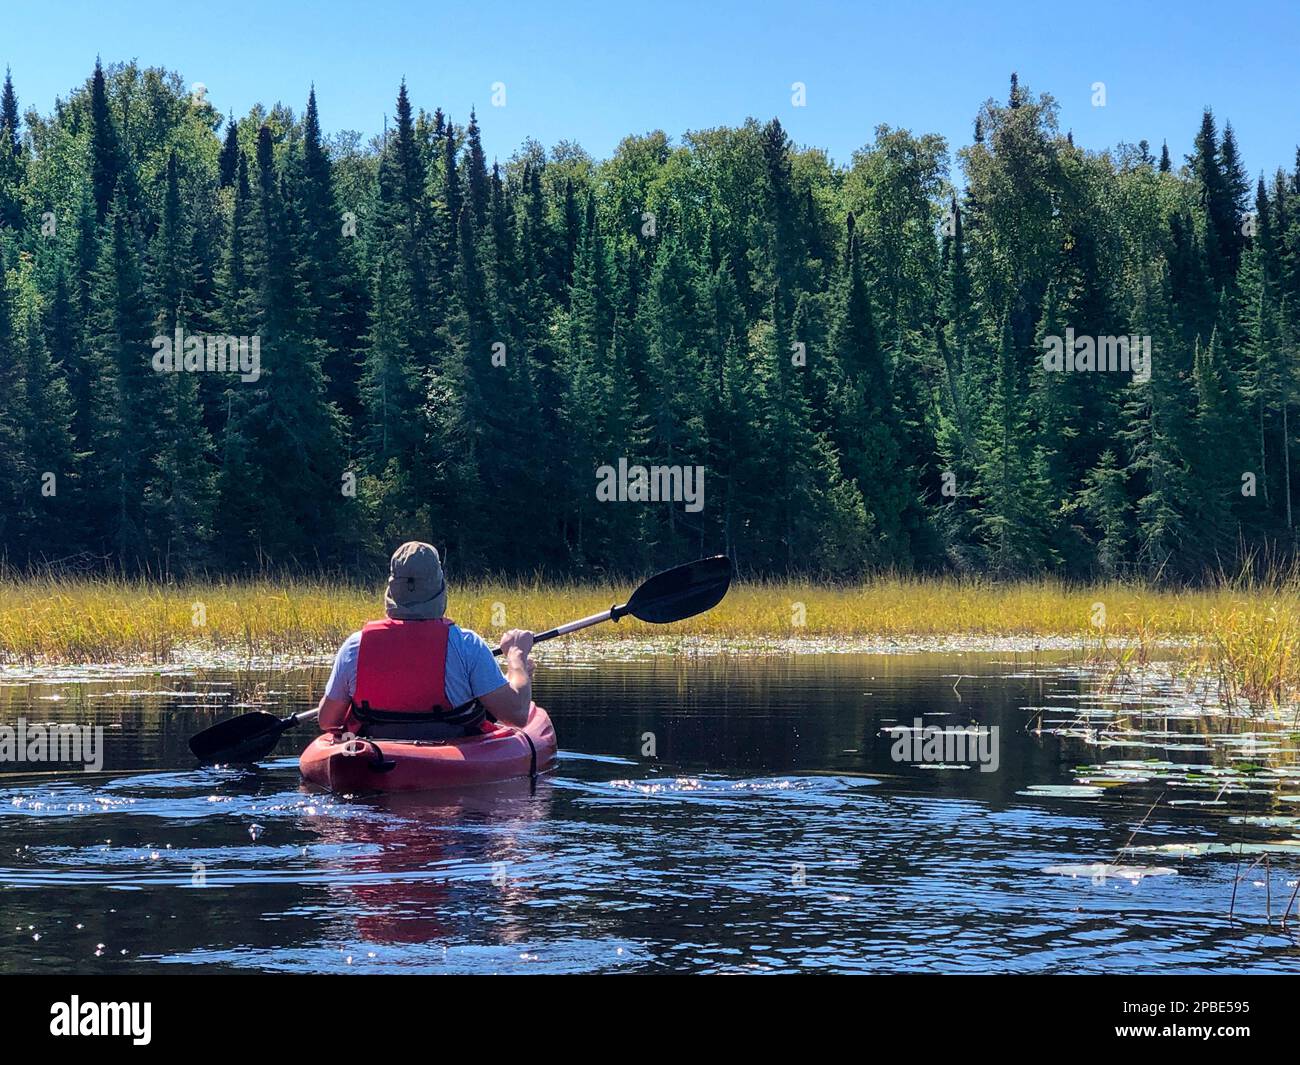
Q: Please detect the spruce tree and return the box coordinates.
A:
[1077,451,1129,578]
[465,109,489,229]
[88,59,127,221]
[297,89,354,414]
[1,69,18,157]
[0,69,22,228]
[1123,260,1193,569]
[218,114,239,187]
[20,318,77,558]
[1189,330,1250,559]
[247,123,348,563]
[830,228,910,564]
[560,178,580,291]
[974,314,1055,572]
[0,249,27,553]
[146,151,214,572]
[1220,122,1250,278]
[87,192,162,565]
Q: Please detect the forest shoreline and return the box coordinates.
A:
[2,63,1295,586]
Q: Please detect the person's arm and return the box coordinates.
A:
[318,633,360,732]
[317,693,351,732]
[478,629,535,728]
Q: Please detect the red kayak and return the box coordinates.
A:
[299,703,557,794]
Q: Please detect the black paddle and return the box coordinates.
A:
[187,555,733,765]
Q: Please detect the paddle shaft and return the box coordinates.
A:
[507,607,618,650]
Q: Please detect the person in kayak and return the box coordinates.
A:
[315,541,536,739]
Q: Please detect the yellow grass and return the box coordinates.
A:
[1,574,1298,709]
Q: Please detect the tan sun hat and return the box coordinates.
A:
[384,542,447,620]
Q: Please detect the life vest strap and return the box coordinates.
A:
[350,698,486,734]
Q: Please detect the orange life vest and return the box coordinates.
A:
[343,617,453,734]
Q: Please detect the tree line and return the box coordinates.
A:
[0,61,1298,580]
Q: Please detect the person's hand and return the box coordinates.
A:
[499,629,535,662]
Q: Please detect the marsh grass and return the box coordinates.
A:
[2,571,1300,712]
[1194,606,1300,715]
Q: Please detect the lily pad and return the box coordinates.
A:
[1128,840,1300,856]
[1017,784,1105,798]
[1228,816,1300,828]
[1042,863,1177,881]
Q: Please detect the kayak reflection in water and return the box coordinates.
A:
[314,541,536,740]
[307,782,554,947]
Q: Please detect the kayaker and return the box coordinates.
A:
[315,542,536,739]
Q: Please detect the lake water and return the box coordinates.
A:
[2,651,1298,973]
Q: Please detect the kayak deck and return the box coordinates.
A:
[299,703,557,794]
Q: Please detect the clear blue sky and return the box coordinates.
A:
[6,0,1299,180]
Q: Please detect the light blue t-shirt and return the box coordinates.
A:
[324,624,507,709]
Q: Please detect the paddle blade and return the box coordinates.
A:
[623,555,733,624]
[189,711,288,765]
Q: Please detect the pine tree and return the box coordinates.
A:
[212,149,264,567]
[146,151,214,572]
[1123,260,1193,569]
[760,118,802,302]
[1077,450,1129,577]
[0,69,22,228]
[218,114,239,187]
[0,248,28,553]
[72,184,98,323]
[1189,330,1250,560]
[464,109,489,229]
[937,197,983,466]
[570,192,612,363]
[297,89,355,414]
[710,323,763,563]
[974,314,1055,572]
[830,228,910,564]
[560,178,580,291]
[1220,122,1250,279]
[88,59,127,221]
[151,152,190,319]
[219,152,259,329]
[360,237,427,549]
[427,107,459,313]
[1189,109,1237,289]
[44,260,90,459]
[20,320,77,558]
[1238,173,1283,530]
[749,282,864,572]
[244,123,348,563]
[87,192,163,564]
[1168,210,1218,347]
[1,69,18,157]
